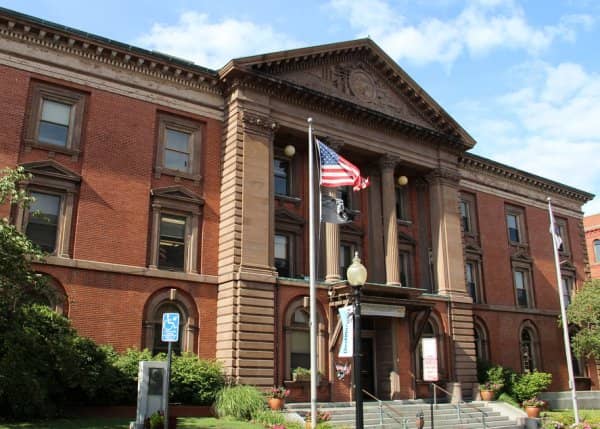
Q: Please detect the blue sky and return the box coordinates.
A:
[2,0,599,214]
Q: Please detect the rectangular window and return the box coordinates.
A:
[555,219,569,254]
[396,187,409,221]
[158,214,186,271]
[337,187,352,211]
[466,261,478,303]
[399,251,411,287]
[275,234,291,277]
[39,99,72,147]
[156,114,202,179]
[26,191,61,253]
[561,276,574,308]
[340,243,355,280]
[514,269,531,308]
[507,214,520,243]
[164,128,191,172]
[25,82,86,157]
[274,158,290,196]
[459,200,471,233]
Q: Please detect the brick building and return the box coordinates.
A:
[0,7,597,401]
[584,214,600,279]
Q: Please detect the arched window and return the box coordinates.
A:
[519,322,540,373]
[594,240,600,263]
[143,288,198,355]
[284,297,326,380]
[474,319,489,363]
[37,274,68,316]
[414,314,445,381]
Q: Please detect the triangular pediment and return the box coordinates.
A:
[511,248,533,263]
[151,186,204,205]
[20,160,80,182]
[230,39,475,148]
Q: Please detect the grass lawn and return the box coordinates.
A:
[0,417,267,429]
[542,410,600,428]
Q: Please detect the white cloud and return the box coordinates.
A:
[472,62,600,214]
[135,11,302,69]
[328,0,594,66]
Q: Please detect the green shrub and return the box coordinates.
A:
[215,385,265,421]
[170,354,225,405]
[512,371,553,403]
[497,392,519,407]
[253,409,287,426]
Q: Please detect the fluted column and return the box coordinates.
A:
[324,139,344,283]
[325,186,341,282]
[380,156,401,286]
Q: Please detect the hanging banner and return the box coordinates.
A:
[338,306,354,358]
[422,337,439,382]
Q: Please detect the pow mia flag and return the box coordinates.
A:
[321,195,353,224]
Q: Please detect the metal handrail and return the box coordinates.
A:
[430,383,488,428]
[362,389,409,428]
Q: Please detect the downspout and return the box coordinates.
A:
[274,277,280,385]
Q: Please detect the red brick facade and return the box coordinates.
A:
[0,8,597,403]
[585,214,600,279]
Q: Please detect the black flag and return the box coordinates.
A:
[321,195,353,224]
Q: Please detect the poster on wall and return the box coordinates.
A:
[338,306,354,358]
[422,337,438,382]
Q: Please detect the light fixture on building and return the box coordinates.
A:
[284,144,296,157]
[397,175,408,186]
[346,252,367,429]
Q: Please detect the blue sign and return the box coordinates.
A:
[161,312,180,342]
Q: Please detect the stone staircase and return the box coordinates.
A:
[285,400,522,428]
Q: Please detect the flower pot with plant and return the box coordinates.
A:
[293,367,311,382]
[522,397,545,418]
[268,386,290,410]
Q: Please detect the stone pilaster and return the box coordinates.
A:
[426,167,467,296]
[380,155,401,286]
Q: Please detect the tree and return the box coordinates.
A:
[567,279,600,359]
[0,166,48,321]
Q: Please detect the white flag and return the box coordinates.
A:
[338,306,353,358]
[548,205,563,251]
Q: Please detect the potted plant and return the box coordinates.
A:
[147,410,164,429]
[268,386,290,410]
[522,397,546,418]
[480,381,502,401]
[293,367,311,382]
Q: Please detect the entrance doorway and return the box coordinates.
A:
[361,337,376,398]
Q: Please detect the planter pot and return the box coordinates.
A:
[525,406,541,418]
[268,398,285,411]
[480,389,495,401]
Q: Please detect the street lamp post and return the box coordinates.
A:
[347,252,367,429]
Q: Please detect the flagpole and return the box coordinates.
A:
[308,118,317,429]
[548,197,579,424]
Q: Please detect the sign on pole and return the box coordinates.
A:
[161,313,180,342]
[422,337,438,382]
[338,306,354,358]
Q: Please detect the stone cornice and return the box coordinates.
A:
[460,153,594,204]
[0,7,220,94]
[241,111,279,137]
[225,68,467,151]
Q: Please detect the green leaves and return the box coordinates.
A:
[567,279,600,359]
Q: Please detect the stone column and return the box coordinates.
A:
[324,139,344,283]
[325,187,341,282]
[148,202,161,269]
[380,156,401,286]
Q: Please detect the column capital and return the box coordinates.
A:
[241,111,279,138]
[379,155,401,171]
[426,167,461,186]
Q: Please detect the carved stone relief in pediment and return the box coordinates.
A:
[276,60,435,130]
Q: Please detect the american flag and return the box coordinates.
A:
[317,139,369,191]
